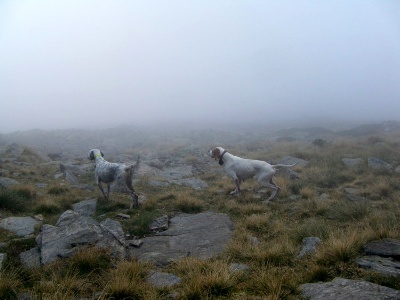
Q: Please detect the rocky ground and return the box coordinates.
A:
[0,121,400,298]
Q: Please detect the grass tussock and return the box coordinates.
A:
[173,258,238,299]
[0,186,36,213]
[101,260,156,299]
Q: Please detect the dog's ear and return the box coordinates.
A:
[88,150,94,160]
[211,148,220,160]
[101,151,104,157]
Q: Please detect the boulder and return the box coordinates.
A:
[37,210,125,265]
[300,277,400,300]
[0,217,39,237]
[342,158,365,167]
[0,177,21,188]
[20,247,41,268]
[368,157,393,171]
[297,237,321,259]
[364,238,400,259]
[72,198,97,216]
[131,211,233,266]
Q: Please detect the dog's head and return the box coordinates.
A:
[209,147,226,165]
[88,149,104,161]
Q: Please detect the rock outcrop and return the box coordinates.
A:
[130,211,234,266]
[300,277,400,300]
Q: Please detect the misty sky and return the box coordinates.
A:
[1,1,400,133]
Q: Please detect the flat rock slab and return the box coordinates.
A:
[300,277,400,300]
[364,238,400,259]
[0,217,39,237]
[131,211,234,266]
[356,255,400,277]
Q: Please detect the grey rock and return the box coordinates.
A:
[20,247,41,268]
[162,165,193,180]
[297,237,322,259]
[0,177,21,188]
[342,158,365,167]
[131,211,234,266]
[38,211,125,265]
[126,239,143,247]
[356,255,400,277]
[319,193,330,200]
[72,198,97,216]
[116,213,130,219]
[149,215,169,232]
[344,188,366,202]
[147,271,182,287]
[368,157,393,171]
[149,180,170,187]
[171,178,209,190]
[395,165,400,174]
[289,194,301,201]
[229,263,250,272]
[35,183,48,188]
[300,277,400,300]
[364,238,400,259]
[0,217,39,237]
[59,163,84,184]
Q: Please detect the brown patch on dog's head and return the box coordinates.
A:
[209,147,221,160]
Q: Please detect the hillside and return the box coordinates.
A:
[0,121,400,299]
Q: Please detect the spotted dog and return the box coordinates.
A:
[88,149,140,208]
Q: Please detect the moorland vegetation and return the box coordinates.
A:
[0,125,399,299]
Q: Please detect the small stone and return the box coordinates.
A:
[127,239,143,247]
[116,213,130,219]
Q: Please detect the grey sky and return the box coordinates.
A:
[1,1,399,133]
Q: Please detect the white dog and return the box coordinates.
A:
[88,149,140,208]
[209,147,296,201]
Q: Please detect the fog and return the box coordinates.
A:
[1,1,399,133]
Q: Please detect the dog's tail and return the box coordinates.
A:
[124,155,140,187]
[271,162,298,169]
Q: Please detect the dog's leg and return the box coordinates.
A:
[259,176,280,201]
[106,183,111,198]
[230,178,242,195]
[98,182,108,199]
[129,192,139,208]
[126,184,139,208]
[124,166,139,208]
